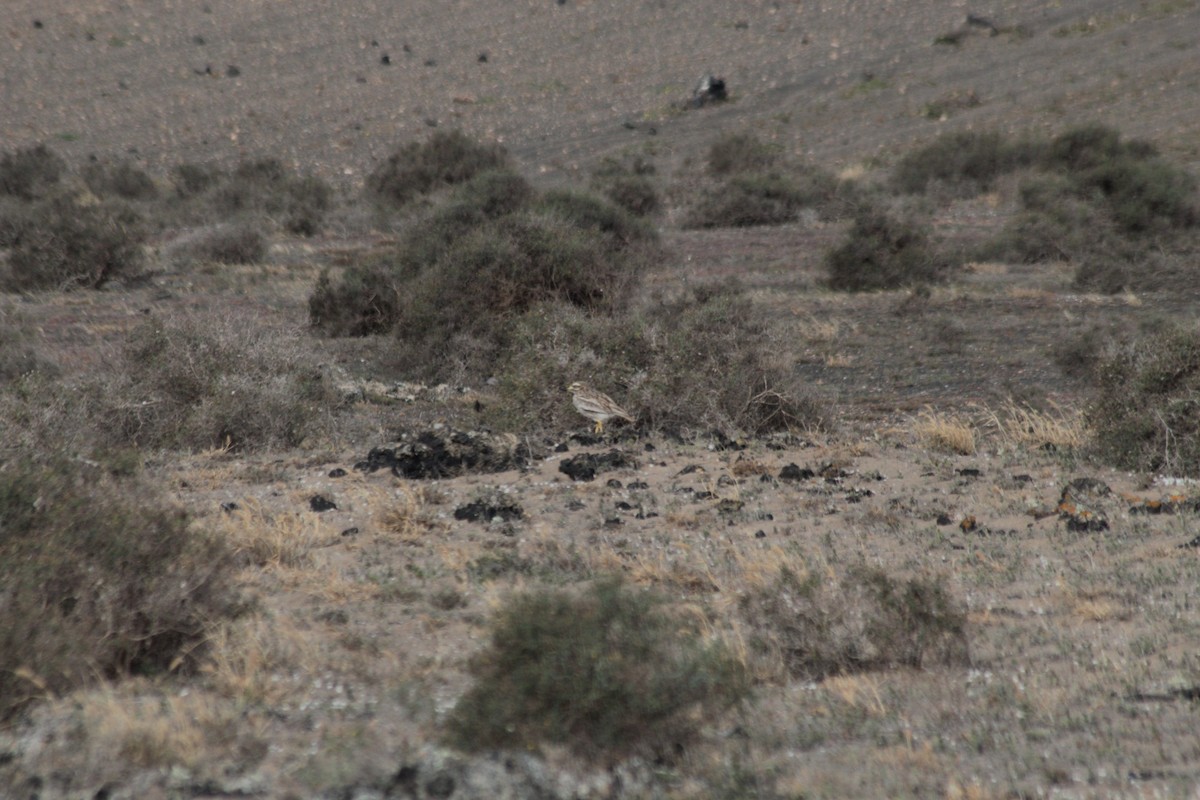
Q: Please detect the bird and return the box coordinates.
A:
[566,381,634,434]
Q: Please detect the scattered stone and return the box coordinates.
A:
[478,52,488,62]
[754,530,767,538]
[354,430,531,479]
[779,463,814,482]
[1012,474,1034,484]
[225,64,240,77]
[627,481,649,490]
[956,468,982,478]
[220,501,239,513]
[676,464,705,476]
[845,488,873,503]
[966,12,1000,35]
[717,498,744,514]
[936,514,953,526]
[606,478,623,489]
[453,500,523,524]
[559,450,637,482]
[381,53,391,65]
[1178,535,1200,549]
[310,494,337,512]
[328,467,347,478]
[341,527,359,537]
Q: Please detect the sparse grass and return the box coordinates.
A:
[82,157,158,200]
[0,456,242,721]
[168,223,269,267]
[738,563,970,681]
[214,497,323,568]
[891,130,1041,197]
[444,575,749,762]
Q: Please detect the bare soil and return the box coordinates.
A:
[3,1,1200,798]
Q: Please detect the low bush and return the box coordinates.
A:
[0,143,66,200]
[82,158,158,200]
[825,205,943,291]
[1087,324,1200,475]
[444,576,749,761]
[99,316,340,452]
[591,155,660,217]
[0,456,242,721]
[891,130,1041,196]
[207,158,333,235]
[739,565,970,680]
[3,193,146,291]
[488,286,827,436]
[366,129,510,208]
[169,223,268,266]
[706,132,782,176]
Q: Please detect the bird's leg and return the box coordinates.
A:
[594,420,604,434]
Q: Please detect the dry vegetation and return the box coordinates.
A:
[4,1,1200,798]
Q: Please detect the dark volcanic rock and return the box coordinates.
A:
[354,429,532,479]
[454,500,524,523]
[559,449,637,482]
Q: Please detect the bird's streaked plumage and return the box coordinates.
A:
[567,381,634,434]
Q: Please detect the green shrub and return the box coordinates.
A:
[0,456,241,721]
[825,206,942,291]
[706,132,782,176]
[366,130,510,208]
[0,144,66,200]
[740,565,970,679]
[1087,324,1200,475]
[82,158,158,200]
[444,576,748,761]
[891,130,1040,196]
[4,193,146,291]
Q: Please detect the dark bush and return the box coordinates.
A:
[0,144,66,200]
[4,193,145,291]
[444,576,748,761]
[366,130,510,208]
[739,565,970,680]
[891,130,1041,196]
[0,456,241,721]
[1087,325,1200,475]
[1042,123,1156,172]
[825,206,942,291]
[534,188,656,245]
[309,263,401,337]
[171,223,269,266]
[205,158,333,235]
[82,158,158,200]
[173,162,221,198]
[706,132,782,176]
[685,171,834,228]
[591,156,660,217]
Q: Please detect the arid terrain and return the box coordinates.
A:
[2,1,1200,798]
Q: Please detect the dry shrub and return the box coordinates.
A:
[99,315,340,452]
[444,576,749,762]
[978,400,1085,452]
[739,564,970,681]
[0,457,242,721]
[825,205,944,292]
[82,157,158,200]
[167,223,268,267]
[891,130,1041,197]
[0,143,66,200]
[366,129,510,208]
[489,286,828,436]
[1087,324,1200,475]
[3,192,146,291]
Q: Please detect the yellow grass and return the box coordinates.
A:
[912,409,977,455]
[975,399,1086,452]
[212,496,325,568]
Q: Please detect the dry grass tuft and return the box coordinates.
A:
[213,497,324,568]
[977,400,1086,451]
[912,409,977,455]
